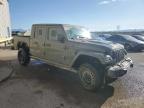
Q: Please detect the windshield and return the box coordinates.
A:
[121,35,140,41]
[64,25,92,40]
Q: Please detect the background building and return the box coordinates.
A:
[0,0,12,43]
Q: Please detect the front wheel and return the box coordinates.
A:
[78,63,103,91]
[18,48,30,66]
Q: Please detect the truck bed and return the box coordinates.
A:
[13,35,30,49]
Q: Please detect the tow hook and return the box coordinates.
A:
[130,63,134,68]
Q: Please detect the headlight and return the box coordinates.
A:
[105,55,113,63]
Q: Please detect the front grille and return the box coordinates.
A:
[113,49,127,63]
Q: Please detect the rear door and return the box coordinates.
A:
[44,25,67,65]
[30,25,46,58]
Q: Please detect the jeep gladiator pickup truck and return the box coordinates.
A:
[17,24,133,91]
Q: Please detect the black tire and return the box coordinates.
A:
[78,63,103,91]
[18,48,30,66]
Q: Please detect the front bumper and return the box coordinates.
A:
[107,57,133,78]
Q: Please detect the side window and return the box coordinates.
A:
[49,28,58,41]
[33,27,44,38]
[46,28,49,40]
[109,36,125,42]
[38,29,42,36]
[49,27,65,41]
[108,36,117,41]
[33,28,36,38]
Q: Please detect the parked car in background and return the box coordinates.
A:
[91,35,105,41]
[99,34,112,39]
[91,33,112,40]
[106,34,144,51]
[132,35,144,42]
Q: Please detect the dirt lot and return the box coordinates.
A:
[0,49,144,108]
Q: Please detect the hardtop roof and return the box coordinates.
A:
[32,24,84,28]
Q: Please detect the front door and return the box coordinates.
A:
[44,26,67,65]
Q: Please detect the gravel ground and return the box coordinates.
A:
[0,49,144,108]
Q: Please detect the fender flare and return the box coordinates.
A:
[70,52,106,67]
[17,41,29,52]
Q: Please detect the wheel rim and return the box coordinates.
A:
[81,69,95,88]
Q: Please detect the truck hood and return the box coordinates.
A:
[73,39,124,51]
[70,39,124,55]
[87,39,124,50]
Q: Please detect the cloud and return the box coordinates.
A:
[111,0,117,2]
[98,0,119,5]
[99,1,110,5]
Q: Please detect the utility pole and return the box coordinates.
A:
[117,25,120,31]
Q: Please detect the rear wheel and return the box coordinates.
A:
[18,48,30,66]
[78,63,103,91]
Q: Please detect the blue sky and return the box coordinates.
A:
[9,0,144,31]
